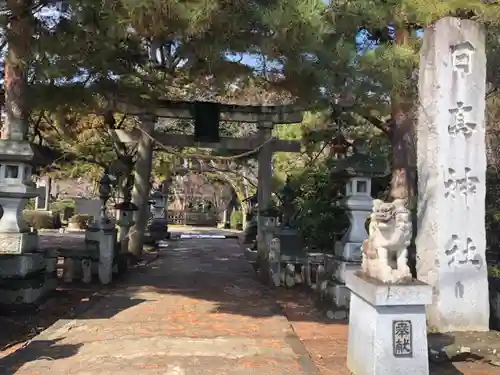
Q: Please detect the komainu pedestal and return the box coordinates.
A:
[346,272,432,375]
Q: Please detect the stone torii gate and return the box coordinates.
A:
[111,99,303,254]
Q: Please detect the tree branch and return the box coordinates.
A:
[354,112,391,136]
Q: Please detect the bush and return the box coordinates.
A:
[23,210,58,230]
[230,211,243,230]
[68,214,94,229]
[288,164,350,252]
[50,198,75,214]
[486,169,500,261]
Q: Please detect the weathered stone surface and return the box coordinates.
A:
[0,231,38,254]
[0,274,57,305]
[346,273,431,375]
[0,253,46,278]
[416,17,489,332]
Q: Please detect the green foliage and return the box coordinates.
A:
[289,163,349,251]
[489,267,500,278]
[26,199,36,211]
[50,198,76,213]
[230,210,243,230]
[23,210,61,230]
[486,170,500,253]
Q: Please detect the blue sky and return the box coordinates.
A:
[233,25,425,70]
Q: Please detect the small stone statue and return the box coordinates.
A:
[361,198,412,283]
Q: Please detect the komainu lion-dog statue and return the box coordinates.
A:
[361,198,412,283]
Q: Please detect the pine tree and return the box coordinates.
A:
[319,0,500,203]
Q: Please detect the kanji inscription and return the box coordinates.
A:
[448,102,477,138]
[445,234,482,268]
[444,167,479,206]
[451,41,474,76]
[393,320,412,358]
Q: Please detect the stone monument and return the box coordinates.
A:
[416,17,489,332]
[346,199,432,375]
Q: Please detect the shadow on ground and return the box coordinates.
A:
[106,238,344,325]
[0,339,82,375]
[0,233,157,352]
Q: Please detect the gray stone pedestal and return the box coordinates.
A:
[346,272,432,375]
[99,221,117,285]
[328,241,362,308]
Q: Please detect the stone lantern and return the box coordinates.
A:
[148,183,169,243]
[0,141,57,305]
[150,190,165,219]
[328,147,388,309]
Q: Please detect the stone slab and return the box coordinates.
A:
[346,273,431,375]
[0,231,38,254]
[0,252,46,278]
[346,272,432,306]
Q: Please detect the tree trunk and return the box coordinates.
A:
[389,28,417,203]
[3,0,33,140]
[128,115,155,256]
[389,109,416,201]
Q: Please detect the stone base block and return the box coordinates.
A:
[346,272,432,375]
[0,273,57,305]
[244,247,258,264]
[334,241,362,261]
[331,259,361,284]
[317,280,351,309]
[85,227,100,242]
[0,253,46,278]
[0,232,38,254]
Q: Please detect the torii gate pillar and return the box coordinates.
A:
[256,121,274,281]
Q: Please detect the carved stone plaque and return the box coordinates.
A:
[393,320,413,358]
